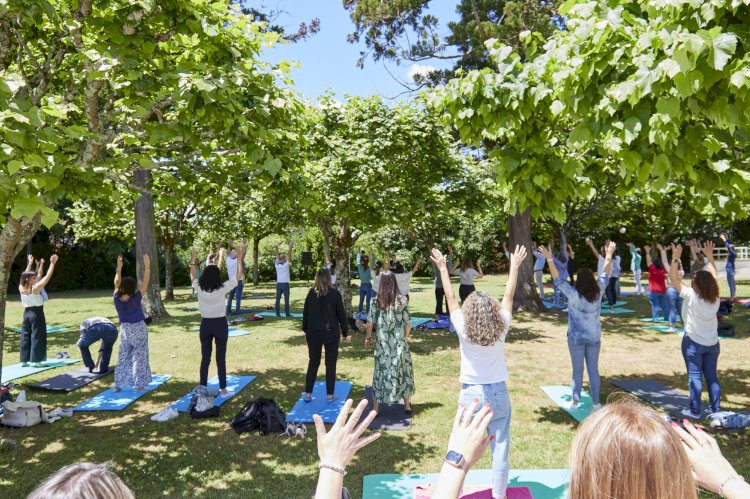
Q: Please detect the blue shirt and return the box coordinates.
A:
[725,241,736,271]
[553,257,569,281]
[555,274,608,345]
[533,252,546,272]
[358,265,372,284]
[114,291,146,324]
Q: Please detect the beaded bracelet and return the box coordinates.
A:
[719,474,745,497]
[319,462,347,476]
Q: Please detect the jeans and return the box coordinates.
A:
[648,292,669,321]
[726,267,736,298]
[78,323,118,372]
[435,287,447,315]
[275,282,290,316]
[305,334,339,395]
[534,270,545,298]
[227,280,244,315]
[634,269,643,293]
[458,382,511,499]
[200,317,229,389]
[605,277,619,306]
[682,335,720,415]
[358,283,372,313]
[666,287,683,327]
[458,284,476,303]
[568,339,601,404]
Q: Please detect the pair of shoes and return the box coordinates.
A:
[49,407,75,418]
[29,362,44,368]
[21,362,29,367]
[54,352,70,359]
[151,407,179,422]
[281,422,307,439]
[327,395,339,403]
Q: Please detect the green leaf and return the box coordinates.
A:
[264,157,283,176]
[7,160,23,175]
[709,33,737,71]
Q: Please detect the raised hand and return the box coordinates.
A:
[604,241,616,258]
[672,244,683,260]
[27,254,34,266]
[430,248,448,272]
[719,233,727,242]
[314,399,380,469]
[142,253,150,267]
[703,240,715,256]
[49,254,59,265]
[116,255,123,270]
[537,245,552,260]
[510,245,528,267]
[644,244,651,253]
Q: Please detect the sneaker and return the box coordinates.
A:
[303,393,312,403]
[151,407,179,422]
[281,423,297,438]
[570,400,579,410]
[21,362,29,367]
[327,395,339,403]
[592,403,602,411]
[561,307,568,312]
[29,362,44,368]
[666,327,676,332]
[681,408,702,420]
[294,423,307,439]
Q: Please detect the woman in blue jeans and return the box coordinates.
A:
[540,241,616,410]
[430,243,527,499]
[357,253,373,314]
[669,242,721,418]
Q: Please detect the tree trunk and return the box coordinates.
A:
[164,241,174,301]
[134,169,167,319]
[559,225,569,255]
[322,234,331,262]
[252,236,260,286]
[0,214,43,384]
[508,206,543,312]
[334,242,353,318]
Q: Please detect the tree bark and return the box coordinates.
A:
[319,218,355,318]
[508,206,543,312]
[0,214,43,384]
[252,236,260,286]
[134,169,167,319]
[164,240,174,301]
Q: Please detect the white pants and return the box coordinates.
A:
[535,270,545,298]
[634,269,643,293]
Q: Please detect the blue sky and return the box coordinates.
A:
[262,1,459,101]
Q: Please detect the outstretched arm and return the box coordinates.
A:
[586,238,601,259]
[538,246,558,280]
[502,245,528,313]
[216,246,225,270]
[235,244,246,282]
[431,249,460,316]
[567,244,575,260]
[703,241,717,279]
[34,255,58,291]
[475,259,484,279]
[139,254,151,296]
[114,256,123,292]
[36,258,45,280]
[644,245,653,267]
[287,241,293,263]
[602,242,616,276]
[669,245,684,293]
[657,243,668,270]
[25,254,34,272]
[190,248,198,282]
[411,257,422,276]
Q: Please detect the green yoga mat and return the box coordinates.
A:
[363,468,570,499]
[1,359,81,383]
[7,325,70,334]
[541,385,594,423]
[600,307,635,314]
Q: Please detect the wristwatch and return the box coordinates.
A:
[445,450,469,471]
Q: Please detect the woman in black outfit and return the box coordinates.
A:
[302,268,349,402]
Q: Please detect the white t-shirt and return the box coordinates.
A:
[597,255,605,277]
[275,261,290,283]
[225,254,238,283]
[451,308,512,384]
[372,273,380,293]
[395,271,412,296]
[454,268,480,285]
[680,287,719,346]
[326,263,336,285]
[192,278,237,318]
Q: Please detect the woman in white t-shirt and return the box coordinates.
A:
[451,256,484,303]
[669,242,721,419]
[190,244,245,395]
[430,244,527,499]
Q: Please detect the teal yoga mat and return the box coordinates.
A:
[74,374,171,411]
[7,325,69,334]
[642,325,684,334]
[228,328,252,337]
[363,469,570,499]
[600,307,635,314]
[1,359,80,383]
[256,311,304,318]
[411,317,432,328]
[541,385,594,423]
[638,317,669,322]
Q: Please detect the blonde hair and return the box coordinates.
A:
[569,400,697,499]
[314,268,332,297]
[28,462,134,499]
[462,291,507,346]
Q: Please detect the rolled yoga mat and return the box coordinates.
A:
[363,385,412,431]
[170,375,256,412]
[285,380,352,423]
[74,374,172,411]
[541,385,595,423]
[1,359,80,384]
[30,366,114,392]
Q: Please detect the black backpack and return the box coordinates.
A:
[718,299,733,315]
[717,322,735,337]
[230,397,286,435]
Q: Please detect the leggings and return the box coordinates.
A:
[305,334,339,395]
[435,287,447,315]
[459,284,476,303]
[200,317,229,389]
[20,306,47,363]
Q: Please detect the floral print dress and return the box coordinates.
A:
[367,296,415,403]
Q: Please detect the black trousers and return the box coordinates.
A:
[606,277,619,306]
[435,287,448,315]
[459,284,476,303]
[305,333,339,395]
[199,317,229,389]
[21,306,46,363]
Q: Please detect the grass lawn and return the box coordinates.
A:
[1,275,749,498]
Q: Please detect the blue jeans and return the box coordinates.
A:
[78,323,118,372]
[648,292,669,321]
[458,382,511,499]
[681,335,721,415]
[227,280,244,315]
[568,339,601,404]
[726,267,736,298]
[275,282,290,316]
[358,283,372,313]
[666,287,683,327]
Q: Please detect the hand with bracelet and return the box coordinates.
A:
[314,399,381,498]
[671,419,750,498]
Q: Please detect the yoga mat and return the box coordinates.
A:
[542,302,566,309]
[228,328,252,337]
[541,385,594,423]
[363,469,570,499]
[600,307,635,314]
[74,374,171,411]
[7,325,69,334]
[363,385,412,430]
[256,311,304,318]
[227,308,258,316]
[415,485,531,498]
[170,375,256,412]
[425,318,452,329]
[411,317,432,328]
[609,379,702,418]
[245,294,272,299]
[353,312,368,321]
[180,307,199,312]
[638,317,669,323]
[30,366,114,392]
[1,359,80,383]
[642,325,684,334]
[286,380,352,423]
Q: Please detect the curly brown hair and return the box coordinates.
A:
[462,291,508,346]
[692,270,719,303]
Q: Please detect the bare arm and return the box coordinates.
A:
[644,245,652,267]
[670,244,684,293]
[139,254,151,297]
[502,245,528,314]
[236,245,246,282]
[217,247,225,270]
[703,241,717,279]
[404,321,411,339]
[114,255,123,291]
[288,242,293,263]
[36,258,45,280]
[475,259,484,279]
[430,249,460,315]
[411,257,422,276]
[567,244,575,260]
[658,244,668,270]
[538,246,558,280]
[33,255,58,291]
[586,239,601,259]
[190,248,197,282]
[25,254,34,272]
[602,242,616,276]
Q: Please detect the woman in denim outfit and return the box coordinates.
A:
[540,241,616,410]
[430,244,527,499]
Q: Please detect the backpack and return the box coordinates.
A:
[717,322,735,337]
[1,400,43,428]
[230,397,286,435]
[718,300,733,315]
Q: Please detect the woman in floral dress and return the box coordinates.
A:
[365,272,415,414]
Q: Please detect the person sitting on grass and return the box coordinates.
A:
[28,462,134,499]
[539,241,615,411]
[431,243,526,499]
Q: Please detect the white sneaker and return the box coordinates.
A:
[592,403,602,411]
[570,400,579,410]
[666,327,676,332]
[151,407,179,422]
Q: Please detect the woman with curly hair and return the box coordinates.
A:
[540,241,616,410]
[430,243,527,499]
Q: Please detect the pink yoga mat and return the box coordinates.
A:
[415,485,532,499]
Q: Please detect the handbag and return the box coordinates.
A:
[1,400,43,428]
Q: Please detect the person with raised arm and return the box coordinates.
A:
[451,254,484,303]
[432,245,454,319]
[18,253,59,366]
[113,253,152,392]
[566,243,576,286]
[644,244,669,322]
[719,233,737,300]
[393,255,422,301]
[662,243,684,333]
[224,240,246,315]
[627,243,644,295]
[431,243,526,499]
[587,238,619,311]
[192,243,245,395]
[34,257,49,302]
[532,242,546,298]
[670,242,722,419]
[274,242,293,317]
[357,248,374,314]
[540,241,615,410]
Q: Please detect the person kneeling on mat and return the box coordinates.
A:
[78,317,118,374]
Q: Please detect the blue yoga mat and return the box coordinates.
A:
[74,374,171,411]
[541,385,594,423]
[363,468,570,499]
[228,328,252,337]
[353,312,368,320]
[256,311,304,318]
[600,307,635,314]
[425,318,451,329]
[170,375,256,412]
[411,317,432,328]
[1,359,80,383]
[7,325,69,334]
[286,381,352,423]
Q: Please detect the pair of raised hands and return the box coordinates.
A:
[116,254,148,270]
[430,246,528,270]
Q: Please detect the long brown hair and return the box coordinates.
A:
[376,272,401,310]
[569,400,697,499]
[461,256,474,273]
[314,268,332,297]
[692,270,719,303]
[19,271,36,293]
[575,268,600,303]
